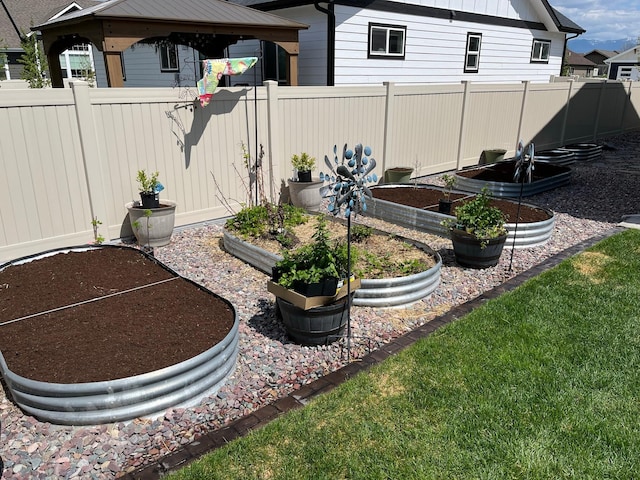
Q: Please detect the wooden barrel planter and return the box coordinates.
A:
[450,230,508,269]
[367,185,555,249]
[276,296,349,345]
[0,245,239,425]
[453,160,571,197]
[223,230,441,308]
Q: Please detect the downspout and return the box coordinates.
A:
[314,1,335,86]
[561,33,581,76]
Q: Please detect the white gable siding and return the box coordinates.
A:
[333,5,563,85]
[399,0,538,21]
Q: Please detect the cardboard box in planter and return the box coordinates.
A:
[267,278,361,311]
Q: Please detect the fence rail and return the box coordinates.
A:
[1,79,639,262]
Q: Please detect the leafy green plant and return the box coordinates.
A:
[441,173,456,200]
[136,170,160,194]
[91,216,105,244]
[442,186,507,248]
[225,203,307,247]
[350,224,373,243]
[274,215,353,290]
[291,152,315,172]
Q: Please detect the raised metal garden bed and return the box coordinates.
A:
[223,230,442,308]
[453,160,572,197]
[366,185,555,249]
[0,245,239,425]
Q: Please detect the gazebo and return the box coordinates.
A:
[33,0,308,88]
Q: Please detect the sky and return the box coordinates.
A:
[551,0,640,42]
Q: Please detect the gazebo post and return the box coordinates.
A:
[104,52,125,88]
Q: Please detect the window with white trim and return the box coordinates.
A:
[160,43,179,72]
[368,23,406,59]
[464,33,482,73]
[531,39,551,63]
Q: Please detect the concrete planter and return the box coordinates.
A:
[223,229,441,308]
[126,201,177,247]
[288,179,323,211]
[0,245,239,425]
[366,185,555,249]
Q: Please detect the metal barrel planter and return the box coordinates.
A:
[365,186,555,249]
[0,246,239,426]
[277,296,349,345]
[453,162,572,197]
[223,230,441,308]
[562,143,603,162]
[535,149,576,167]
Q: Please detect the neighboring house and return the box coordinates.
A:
[605,46,640,81]
[565,50,596,78]
[584,49,617,77]
[3,0,585,88]
[0,0,96,82]
[227,0,585,86]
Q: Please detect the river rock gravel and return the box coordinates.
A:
[1,131,640,479]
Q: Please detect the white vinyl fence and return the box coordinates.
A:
[1,79,639,262]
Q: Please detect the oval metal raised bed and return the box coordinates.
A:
[562,143,603,161]
[223,230,441,308]
[535,149,576,167]
[0,245,239,425]
[453,161,572,197]
[365,185,555,249]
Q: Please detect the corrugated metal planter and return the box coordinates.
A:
[453,161,572,197]
[366,185,555,249]
[562,143,603,161]
[223,230,441,308]
[535,149,576,167]
[0,246,239,426]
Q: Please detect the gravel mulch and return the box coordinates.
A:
[1,132,640,478]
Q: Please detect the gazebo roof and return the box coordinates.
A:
[33,0,308,87]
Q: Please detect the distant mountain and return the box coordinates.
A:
[567,38,634,54]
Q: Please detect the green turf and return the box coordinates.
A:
[168,229,640,480]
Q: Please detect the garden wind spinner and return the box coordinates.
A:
[513,140,536,184]
[320,144,378,218]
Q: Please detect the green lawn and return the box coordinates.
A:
[169,229,640,480]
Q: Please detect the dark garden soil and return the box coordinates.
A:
[371,185,552,223]
[0,246,235,384]
[455,160,571,183]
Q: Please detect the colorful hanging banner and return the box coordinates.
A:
[197,57,258,107]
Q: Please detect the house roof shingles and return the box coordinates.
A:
[566,50,596,67]
[0,0,96,49]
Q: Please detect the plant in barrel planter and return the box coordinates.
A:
[288,152,323,211]
[125,170,177,249]
[269,215,356,345]
[438,173,456,214]
[443,187,508,269]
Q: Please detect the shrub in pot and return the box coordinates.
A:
[438,173,456,214]
[126,170,176,248]
[442,187,507,268]
[288,153,323,210]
